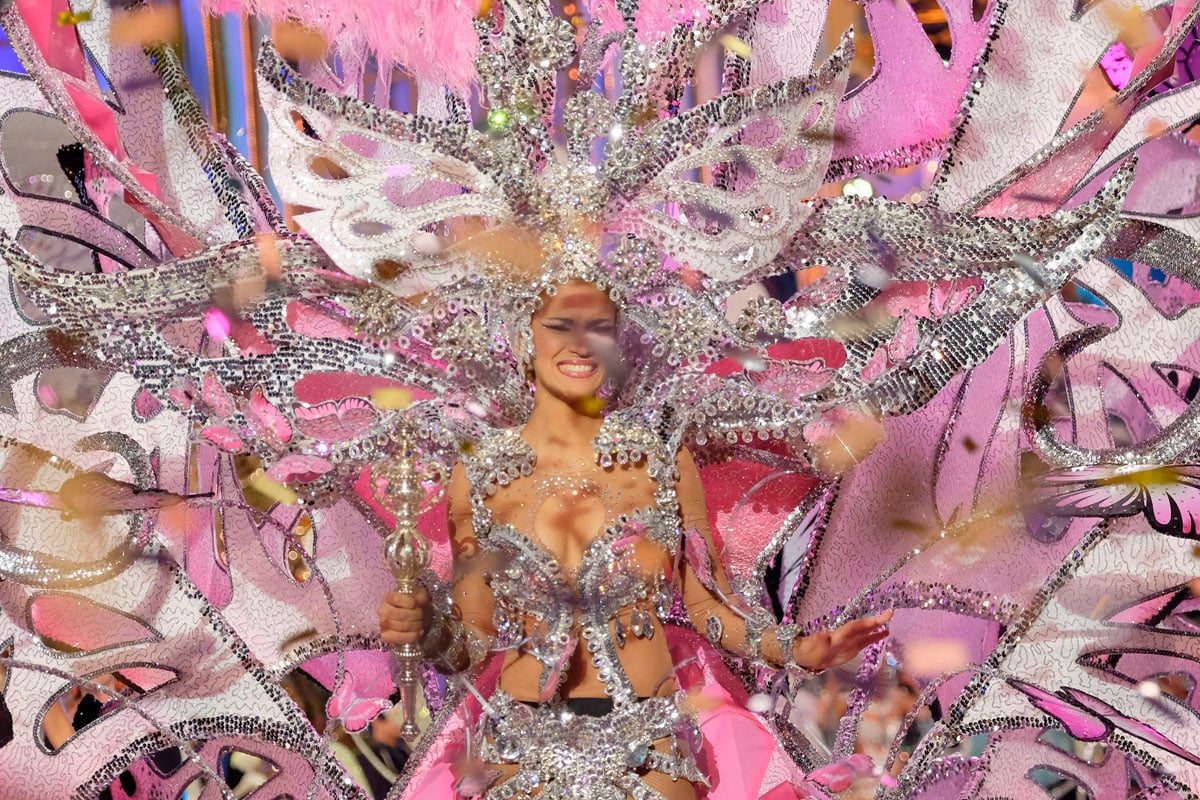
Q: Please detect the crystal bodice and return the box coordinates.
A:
[464,418,682,705]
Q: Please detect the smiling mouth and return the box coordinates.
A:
[557,361,597,378]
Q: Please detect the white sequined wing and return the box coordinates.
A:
[607,40,852,289]
[258,47,513,297]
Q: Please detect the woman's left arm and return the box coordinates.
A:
[675,447,891,671]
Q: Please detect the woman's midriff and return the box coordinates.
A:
[496,607,679,701]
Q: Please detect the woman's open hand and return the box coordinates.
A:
[378,587,432,647]
[793,610,893,671]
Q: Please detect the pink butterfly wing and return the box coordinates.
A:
[246,387,293,443]
[930,283,951,317]
[1009,680,1111,741]
[201,371,235,417]
[1033,466,1153,517]
[294,397,379,441]
[946,285,978,315]
[200,426,244,453]
[1037,483,1145,517]
[886,313,919,362]
[267,455,333,484]
[931,280,980,317]
[326,670,393,732]
[133,389,163,419]
[860,347,889,383]
[1143,480,1200,537]
[326,670,355,720]
[168,383,196,411]
[343,697,394,733]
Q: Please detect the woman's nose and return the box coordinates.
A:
[569,330,594,355]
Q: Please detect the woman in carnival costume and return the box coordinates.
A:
[378,274,890,798]
[0,0,1199,798]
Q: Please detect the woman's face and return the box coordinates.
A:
[529,280,618,407]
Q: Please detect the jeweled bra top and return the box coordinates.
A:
[463,417,682,707]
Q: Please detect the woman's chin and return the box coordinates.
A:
[539,381,605,413]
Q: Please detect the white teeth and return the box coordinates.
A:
[559,363,596,375]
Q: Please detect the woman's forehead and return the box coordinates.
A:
[540,283,616,315]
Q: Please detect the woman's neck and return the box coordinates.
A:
[522,388,604,452]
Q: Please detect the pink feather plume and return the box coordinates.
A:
[203,0,480,96]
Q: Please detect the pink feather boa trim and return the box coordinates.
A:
[204,0,710,95]
[204,0,480,96]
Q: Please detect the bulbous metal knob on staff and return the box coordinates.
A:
[375,422,428,742]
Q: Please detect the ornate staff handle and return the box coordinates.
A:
[378,426,428,742]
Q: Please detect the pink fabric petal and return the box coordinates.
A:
[696,682,775,798]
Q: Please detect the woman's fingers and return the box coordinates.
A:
[792,610,894,669]
[377,588,432,646]
[850,626,889,650]
[837,622,887,647]
[823,614,892,661]
[382,587,430,610]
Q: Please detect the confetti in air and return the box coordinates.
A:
[203,308,231,341]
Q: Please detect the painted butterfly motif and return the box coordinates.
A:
[1032,464,1200,537]
[1010,679,1200,764]
[325,670,394,734]
[200,426,244,453]
[201,371,235,417]
[166,381,197,411]
[245,386,293,445]
[267,454,333,484]
[294,397,379,441]
[860,312,919,383]
[882,278,982,320]
[132,389,163,419]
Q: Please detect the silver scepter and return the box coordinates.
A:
[377,422,429,742]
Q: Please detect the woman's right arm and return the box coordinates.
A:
[378,462,497,672]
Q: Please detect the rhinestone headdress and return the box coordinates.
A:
[2,0,1200,798]
[194,0,1131,494]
